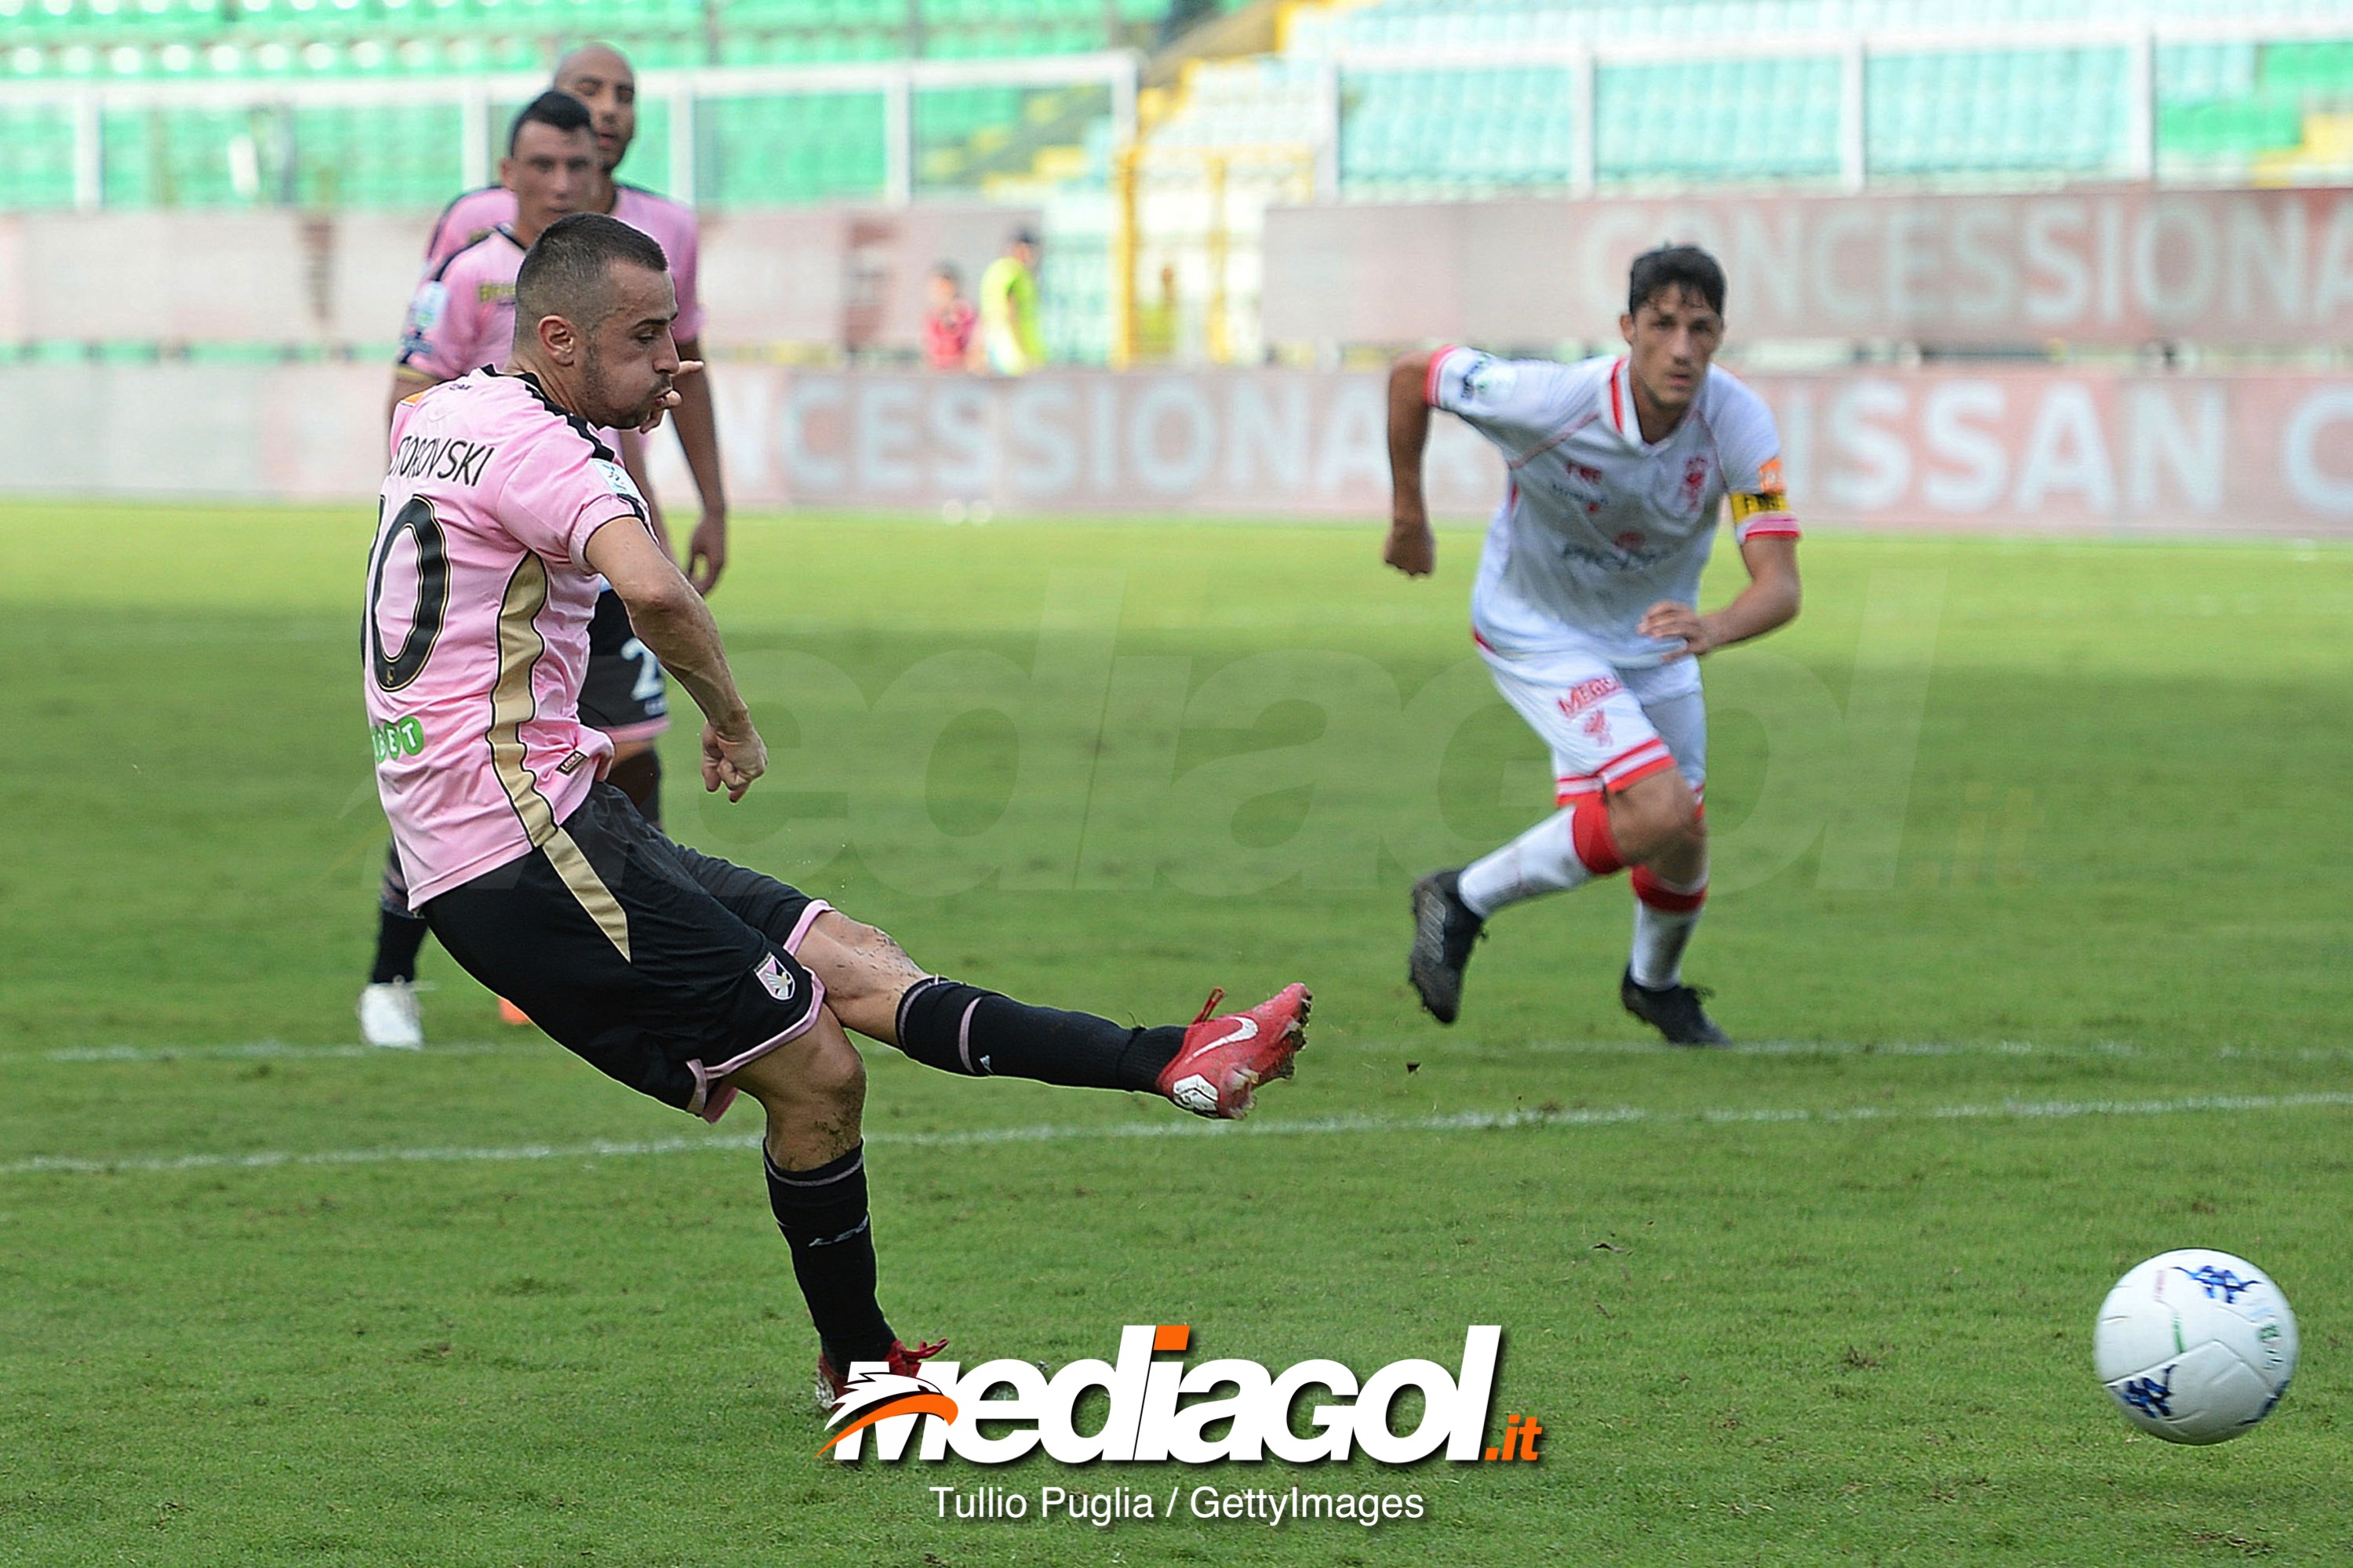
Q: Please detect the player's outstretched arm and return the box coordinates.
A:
[1638,534,1802,660]
[583,513,766,800]
[1385,351,1439,577]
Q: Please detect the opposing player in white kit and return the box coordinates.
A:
[1388,246,1802,1044]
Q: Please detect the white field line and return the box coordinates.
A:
[1361,1038,2353,1064]
[20,1037,2353,1067]
[4,1091,2350,1179]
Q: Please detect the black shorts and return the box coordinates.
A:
[577,589,670,743]
[422,784,835,1122]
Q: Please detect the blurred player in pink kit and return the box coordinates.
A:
[365,213,1309,1405]
[421,42,724,603]
[1388,245,1803,1045]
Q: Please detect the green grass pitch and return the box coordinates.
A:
[2,501,2349,1564]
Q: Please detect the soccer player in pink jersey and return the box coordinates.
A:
[365,213,1310,1406]
[1387,246,1804,1045]
[424,43,725,598]
[395,93,599,402]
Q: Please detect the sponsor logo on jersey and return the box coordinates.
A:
[1556,675,1624,719]
[369,715,426,764]
[1563,540,1667,573]
[1755,455,1784,492]
[1677,455,1711,512]
[1540,460,1607,509]
[820,1324,1514,1468]
[475,280,516,307]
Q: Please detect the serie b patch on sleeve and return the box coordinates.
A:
[403,281,446,333]
[593,458,647,505]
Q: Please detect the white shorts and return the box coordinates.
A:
[1478,637,1706,806]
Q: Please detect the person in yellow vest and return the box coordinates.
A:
[1134,263,1180,361]
[978,228,1046,375]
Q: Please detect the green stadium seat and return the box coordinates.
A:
[695,89,888,206]
[0,104,80,208]
[2261,40,2353,97]
[1864,47,2126,176]
[2159,95,2305,158]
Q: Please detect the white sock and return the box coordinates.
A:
[1457,811,1589,918]
[1628,900,1703,989]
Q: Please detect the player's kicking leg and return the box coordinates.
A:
[668,842,1312,1122]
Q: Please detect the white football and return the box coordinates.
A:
[2093,1249,2297,1444]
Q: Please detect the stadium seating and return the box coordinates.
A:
[0,0,1225,213]
[698,90,887,206]
[1120,12,2353,200]
[13,0,2351,214]
[0,0,1188,81]
[1302,2,2353,191]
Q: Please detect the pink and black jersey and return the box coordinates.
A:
[365,368,654,907]
[424,184,705,341]
[1427,350,1798,666]
[399,226,525,384]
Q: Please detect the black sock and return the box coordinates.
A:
[608,750,662,828]
[370,906,431,985]
[766,1144,895,1371]
[894,979,1183,1093]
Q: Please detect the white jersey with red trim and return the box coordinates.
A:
[1427,349,1798,668]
